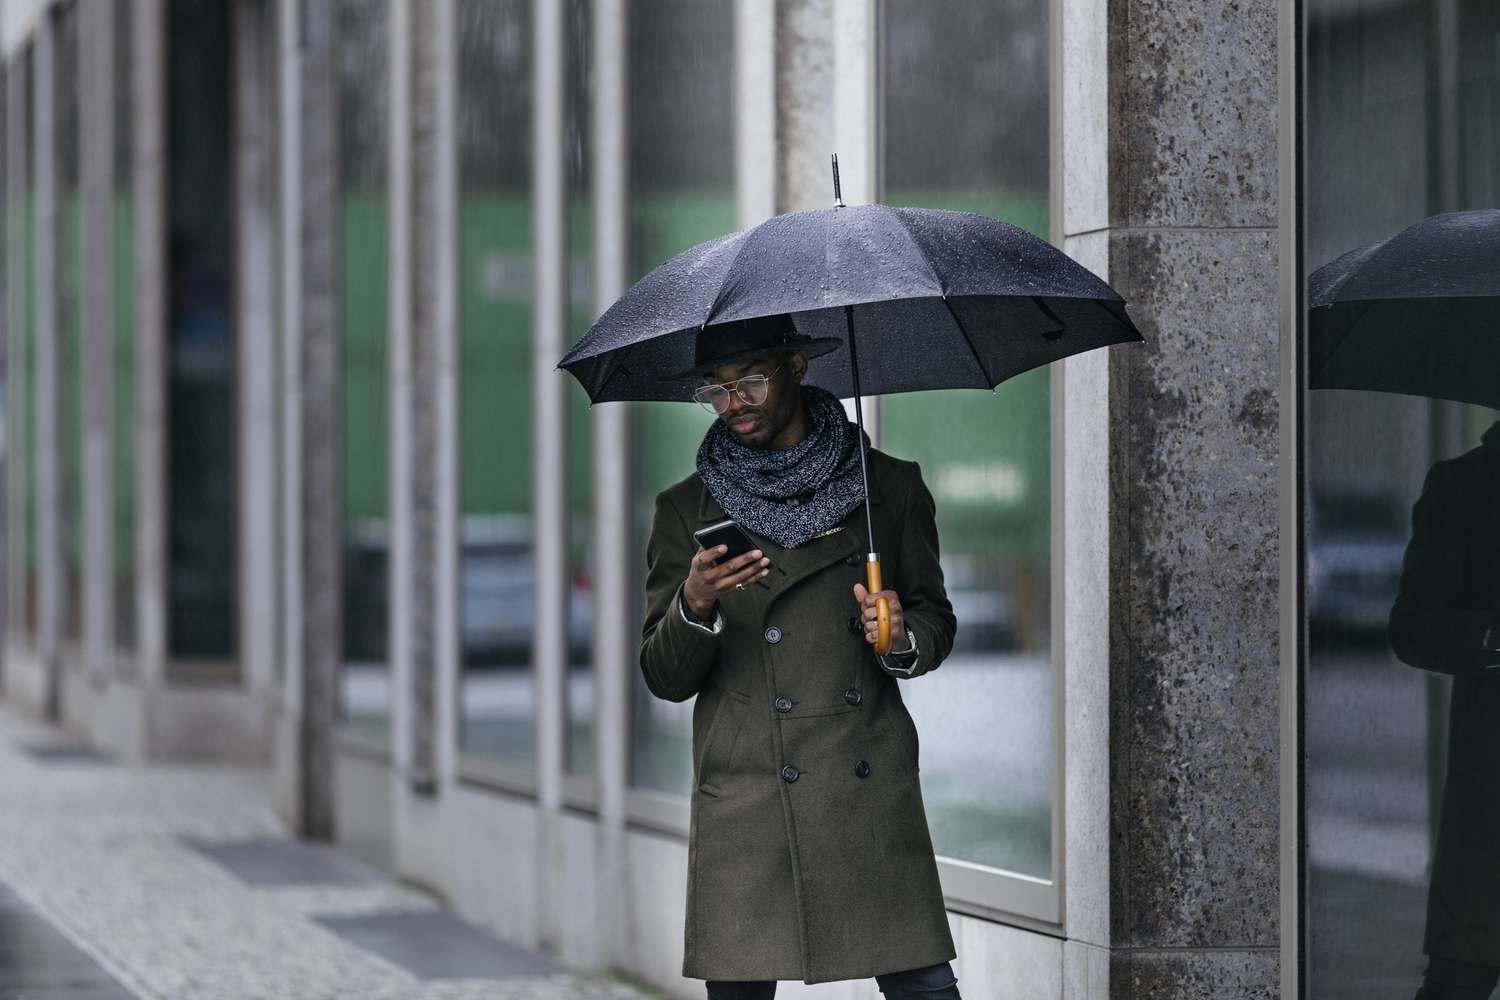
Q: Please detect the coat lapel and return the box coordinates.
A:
[696,474,883,604]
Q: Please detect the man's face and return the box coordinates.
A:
[701,350,804,446]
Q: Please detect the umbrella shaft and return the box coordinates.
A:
[844,304,878,556]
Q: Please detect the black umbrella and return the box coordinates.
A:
[558,155,1144,652]
[1309,209,1500,409]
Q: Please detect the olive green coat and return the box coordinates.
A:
[639,447,958,984]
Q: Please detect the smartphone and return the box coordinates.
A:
[692,518,757,564]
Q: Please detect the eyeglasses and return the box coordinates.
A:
[693,363,783,414]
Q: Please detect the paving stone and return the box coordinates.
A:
[0,703,657,1000]
[314,910,565,980]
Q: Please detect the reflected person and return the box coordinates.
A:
[1387,421,1500,1000]
[639,315,964,998]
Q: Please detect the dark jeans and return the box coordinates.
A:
[1414,955,1500,1000]
[707,960,961,999]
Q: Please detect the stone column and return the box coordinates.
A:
[34,10,62,720]
[236,0,281,714]
[401,0,443,794]
[590,0,630,969]
[1091,1,1281,994]
[133,0,167,693]
[532,0,570,957]
[7,53,29,661]
[295,0,343,841]
[80,0,114,693]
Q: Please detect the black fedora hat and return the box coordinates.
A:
[658,313,842,381]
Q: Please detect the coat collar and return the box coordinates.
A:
[695,474,882,605]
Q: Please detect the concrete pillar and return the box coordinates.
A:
[387,0,414,784]
[430,0,459,797]
[1056,0,1113,992]
[401,0,444,794]
[734,0,775,228]
[532,0,569,958]
[34,9,60,719]
[133,0,167,692]
[591,0,628,968]
[1084,0,1280,994]
[236,0,280,714]
[7,53,29,660]
[79,0,113,693]
[295,0,342,841]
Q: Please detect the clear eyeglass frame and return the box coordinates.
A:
[692,363,784,414]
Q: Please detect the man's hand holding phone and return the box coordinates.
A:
[683,544,772,618]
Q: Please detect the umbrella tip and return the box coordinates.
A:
[831,153,845,208]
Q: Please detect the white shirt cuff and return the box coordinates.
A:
[877,627,919,676]
[679,591,724,634]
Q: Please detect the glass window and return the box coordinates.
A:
[877,0,1052,878]
[336,0,391,734]
[457,0,535,767]
[165,0,236,663]
[113,0,135,653]
[1301,0,1500,994]
[626,0,736,797]
[566,0,595,777]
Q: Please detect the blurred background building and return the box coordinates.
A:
[2,0,1490,998]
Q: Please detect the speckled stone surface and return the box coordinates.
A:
[1108,226,1281,942]
[1104,200,1281,989]
[1108,0,1278,228]
[0,704,656,1000]
[1111,948,1280,1000]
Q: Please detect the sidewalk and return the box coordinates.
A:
[0,702,661,1000]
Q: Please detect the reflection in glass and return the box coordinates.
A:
[1303,1,1500,996]
[878,0,1052,877]
[166,0,236,661]
[457,0,535,767]
[627,0,736,796]
[336,0,391,735]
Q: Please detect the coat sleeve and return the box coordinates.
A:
[1387,461,1500,675]
[640,489,724,702]
[885,460,957,680]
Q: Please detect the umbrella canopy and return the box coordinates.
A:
[558,160,1144,654]
[1309,208,1500,409]
[557,201,1143,404]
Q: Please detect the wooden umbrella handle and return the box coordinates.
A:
[865,555,892,655]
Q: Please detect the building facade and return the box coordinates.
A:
[3,0,1493,997]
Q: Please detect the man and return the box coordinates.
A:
[639,314,964,999]
[1388,419,1500,1000]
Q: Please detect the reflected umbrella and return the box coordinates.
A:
[1309,209,1500,408]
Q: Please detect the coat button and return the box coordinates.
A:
[781,764,800,783]
[774,695,793,713]
[854,760,871,779]
[845,551,862,565]
[847,616,861,636]
[764,625,782,644]
[843,687,862,706]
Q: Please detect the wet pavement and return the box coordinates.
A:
[0,702,660,1000]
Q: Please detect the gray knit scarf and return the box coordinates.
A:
[696,383,871,549]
